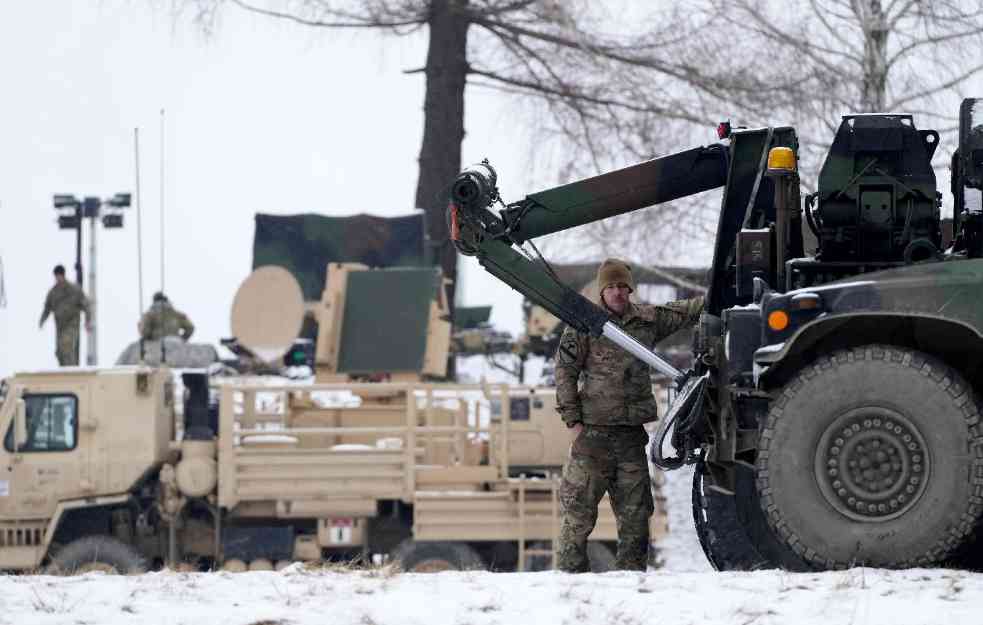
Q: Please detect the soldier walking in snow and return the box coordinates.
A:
[554,258,703,572]
[39,264,91,366]
[139,292,195,341]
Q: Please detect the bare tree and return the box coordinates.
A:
[172,0,787,294]
[693,0,983,172]
[532,0,983,267]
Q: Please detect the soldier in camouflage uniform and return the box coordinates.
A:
[139,292,195,341]
[555,258,703,572]
[39,265,90,366]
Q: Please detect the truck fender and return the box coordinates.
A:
[41,494,132,562]
[756,312,983,387]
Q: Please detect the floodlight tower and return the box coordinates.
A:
[52,192,131,366]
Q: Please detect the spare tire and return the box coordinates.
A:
[48,536,147,575]
[757,345,983,569]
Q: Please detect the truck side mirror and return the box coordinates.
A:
[14,399,27,451]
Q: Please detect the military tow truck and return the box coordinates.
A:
[450,98,983,571]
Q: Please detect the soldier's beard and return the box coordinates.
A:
[602,297,627,317]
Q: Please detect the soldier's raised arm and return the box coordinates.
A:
[179,313,195,341]
[554,325,588,427]
[650,295,705,344]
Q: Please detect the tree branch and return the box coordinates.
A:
[230,0,426,29]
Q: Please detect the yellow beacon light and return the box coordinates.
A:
[767,310,790,331]
[767,147,796,172]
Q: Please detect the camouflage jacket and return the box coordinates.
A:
[139,302,195,341]
[40,282,89,328]
[555,296,704,427]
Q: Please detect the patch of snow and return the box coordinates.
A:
[9,563,983,624]
[659,464,713,573]
[330,444,375,451]
[240,434,298,445]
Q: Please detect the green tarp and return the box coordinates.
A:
[454,306,492,330]
[337,267,441,374]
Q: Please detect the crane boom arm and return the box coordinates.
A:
[448,144,728,380]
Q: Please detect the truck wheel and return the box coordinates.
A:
[393,540,485,573]
[692,461,770,571]
[48,536,148,575]
[757,345,983,569]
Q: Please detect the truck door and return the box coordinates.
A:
[0,385,85,520]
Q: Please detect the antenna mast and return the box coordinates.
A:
[159,108,166,293]
[135,128,145,311]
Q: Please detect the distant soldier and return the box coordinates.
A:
[39,264,91,366]
[554,258,704,572]
[139,292,195,341]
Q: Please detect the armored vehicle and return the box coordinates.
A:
[449,98,983,571]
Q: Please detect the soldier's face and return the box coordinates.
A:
[602,283,631,315]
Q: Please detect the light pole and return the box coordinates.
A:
[53,193,131,366]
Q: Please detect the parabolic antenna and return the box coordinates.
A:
[230,265,305,363]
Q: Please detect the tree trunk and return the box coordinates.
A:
[416,0,470,313]
[860,0,888,112]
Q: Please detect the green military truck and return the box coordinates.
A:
[450,98,983,571]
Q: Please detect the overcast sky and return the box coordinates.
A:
[0,1,557,377]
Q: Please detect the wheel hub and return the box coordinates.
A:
[815,407,930,522]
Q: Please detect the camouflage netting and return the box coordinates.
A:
[252,213,426,301]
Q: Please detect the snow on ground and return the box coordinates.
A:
[9,464,983,624]
[659,464,713,573]
[7,561,983,625]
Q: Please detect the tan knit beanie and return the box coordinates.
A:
[596,258,635,293]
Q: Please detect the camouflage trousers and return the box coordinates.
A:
[55,323,80,366]
[557,425,653,572]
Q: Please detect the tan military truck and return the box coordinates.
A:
[0,367,668,573]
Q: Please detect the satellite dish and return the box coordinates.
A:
[230,266,305,363]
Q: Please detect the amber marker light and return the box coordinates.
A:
[767,146,796,172]
[767,309,790,331]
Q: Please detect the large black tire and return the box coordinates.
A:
[392,540,485,572]
[48,536,148,575]
[757,345,983,569]
[692,461,770,571]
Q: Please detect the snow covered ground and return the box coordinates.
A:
[6,467,983,625]
[9,561,983,625]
